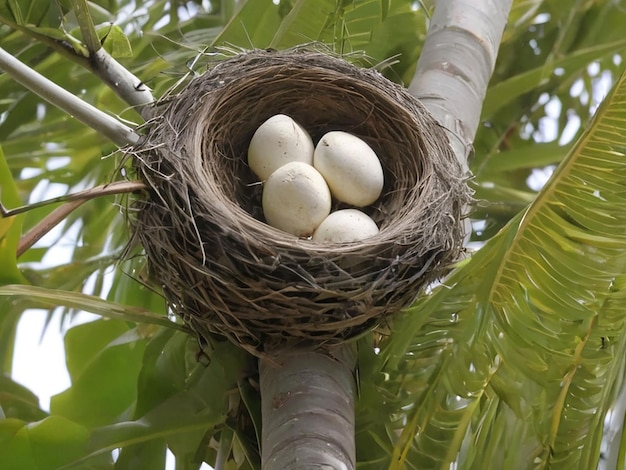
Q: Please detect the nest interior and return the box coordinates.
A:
[130,48,471,355]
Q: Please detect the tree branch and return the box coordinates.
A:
[0,46,140,147]
[70,0,155,118]
[0,16,154,119]
[409,0,514,168]
[260,346,357,470]
[90,48,155,118]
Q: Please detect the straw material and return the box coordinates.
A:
[130,48,471,355]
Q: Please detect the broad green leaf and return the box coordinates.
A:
[377,69,626,468]
[115,438,167,470]
[51,319,147,428]
[0,375,47,422]
[0,416,91,470]
[0,284,185,330]
[61,340,247,468]
[134,329,190,418]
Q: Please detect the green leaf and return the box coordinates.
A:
[115,438,167,470]
[212,0,281,49]
[0,299,22,375]
[98,24,133,58]
[483,39,626,118]
[50,319,147,428]
[268,0,335,49]
[62,340,247,468]
[378,69,626,468]
[212,0,422,84]
[0,375,47,422]
[134,329,190,418]
[0,146,26,285]
[0,145,27,375]
[0,416,91,470]
[4,0,64,28]
[380,0,390,20]
[0,284,185,331]
[474,141,573,177]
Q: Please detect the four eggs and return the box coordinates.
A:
[247,114,384,243]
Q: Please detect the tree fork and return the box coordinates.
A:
[260,345,357,470]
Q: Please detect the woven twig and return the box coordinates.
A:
[129,48,471,355]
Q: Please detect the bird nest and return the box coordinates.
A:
[130,48,471,356]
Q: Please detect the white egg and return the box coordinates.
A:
[312,209,379,243]
[248,114,314,181]
[313,131,384,207]
[262,162,332,236]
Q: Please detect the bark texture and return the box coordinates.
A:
[260,346,356,470]
[409,0,513,166]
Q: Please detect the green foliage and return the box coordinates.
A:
[0,284,184,329]
[213,0,423,83]
[1,0,626,469]
[0,146,26,285]
[0,416,91,470]
[365,68,626,469]
[472,0,626,239]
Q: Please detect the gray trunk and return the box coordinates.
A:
[410,0,514,166]
[260,346,356,470]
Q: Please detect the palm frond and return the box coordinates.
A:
[364,69,626,468]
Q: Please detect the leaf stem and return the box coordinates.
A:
[215,427,234,470]
[1,180,145,217]
[71,0,101,54]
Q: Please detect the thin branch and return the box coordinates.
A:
[0,46,140,147]
[91,48,156,119]
[1,180,145,217]
[69,0,156,118]
[17,199,86,257]
[409,0,514,168]
[5,181,146,257]
[0,17,154,119]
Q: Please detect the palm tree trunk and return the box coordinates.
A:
[260,345,356,470]
[409,0,514,166]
